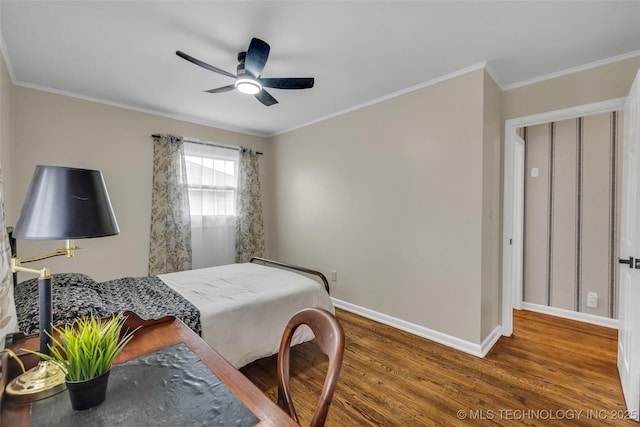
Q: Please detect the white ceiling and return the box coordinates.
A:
[1,1,640,137]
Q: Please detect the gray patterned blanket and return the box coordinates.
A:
[14,273,201,336]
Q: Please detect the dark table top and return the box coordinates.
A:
[1,312,297,427]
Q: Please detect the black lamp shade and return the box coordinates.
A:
[13,165,119,240]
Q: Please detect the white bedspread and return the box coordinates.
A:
[158,263,334,368]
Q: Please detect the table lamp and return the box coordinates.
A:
[5,165,119,401]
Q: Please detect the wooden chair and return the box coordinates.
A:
[277,307,345,427]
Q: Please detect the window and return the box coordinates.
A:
[183,141,239,268]
[184,141,239,219]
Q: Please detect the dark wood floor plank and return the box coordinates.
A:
[241,309,635,426]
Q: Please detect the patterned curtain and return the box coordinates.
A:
[235,148,265,263]
[0,170,18,348]
[148,135,192,275]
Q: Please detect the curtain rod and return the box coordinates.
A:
[151,134,263,156]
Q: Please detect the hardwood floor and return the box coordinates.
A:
[241,308,636,426]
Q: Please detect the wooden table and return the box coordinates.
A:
[0,313,297,426]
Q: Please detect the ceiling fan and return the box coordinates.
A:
[176,38,314,106]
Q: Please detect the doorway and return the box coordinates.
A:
[502,98,626,336]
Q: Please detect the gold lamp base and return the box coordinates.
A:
[5,360,67,402]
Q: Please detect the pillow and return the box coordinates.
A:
[14,273,110,335]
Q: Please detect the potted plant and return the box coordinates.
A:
[27,312,136,410]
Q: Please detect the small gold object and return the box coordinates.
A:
[5,360,67,402]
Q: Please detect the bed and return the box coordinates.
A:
[12,249,334,368]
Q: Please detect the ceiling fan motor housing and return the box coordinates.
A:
[237,52,248,77]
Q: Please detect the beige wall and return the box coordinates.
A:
[0,51,13,196]
[481,71,502,340]
[7,87,269,282]
[504,56,640,120]
[269,70,491,344]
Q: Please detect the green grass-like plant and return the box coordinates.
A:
[26,313,137,382]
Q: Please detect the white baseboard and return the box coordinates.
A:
[521,302,618,329]
[480,325,503,357]
[331,297,501,358]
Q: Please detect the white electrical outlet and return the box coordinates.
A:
[331,271,337,282]
[587,292,598,308]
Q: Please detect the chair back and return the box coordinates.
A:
[277,307,345,427]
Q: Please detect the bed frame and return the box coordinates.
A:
[249,257,330,294]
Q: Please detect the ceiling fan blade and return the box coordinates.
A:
[255,89,278,106]
[176,50,236,79]
[205,85,235,94]
[244,38,270,78]
[260,77,315,90]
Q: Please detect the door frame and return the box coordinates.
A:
[501,97,626,336]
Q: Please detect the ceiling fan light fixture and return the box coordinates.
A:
[177,38,313,106]
[235,78,262,95]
